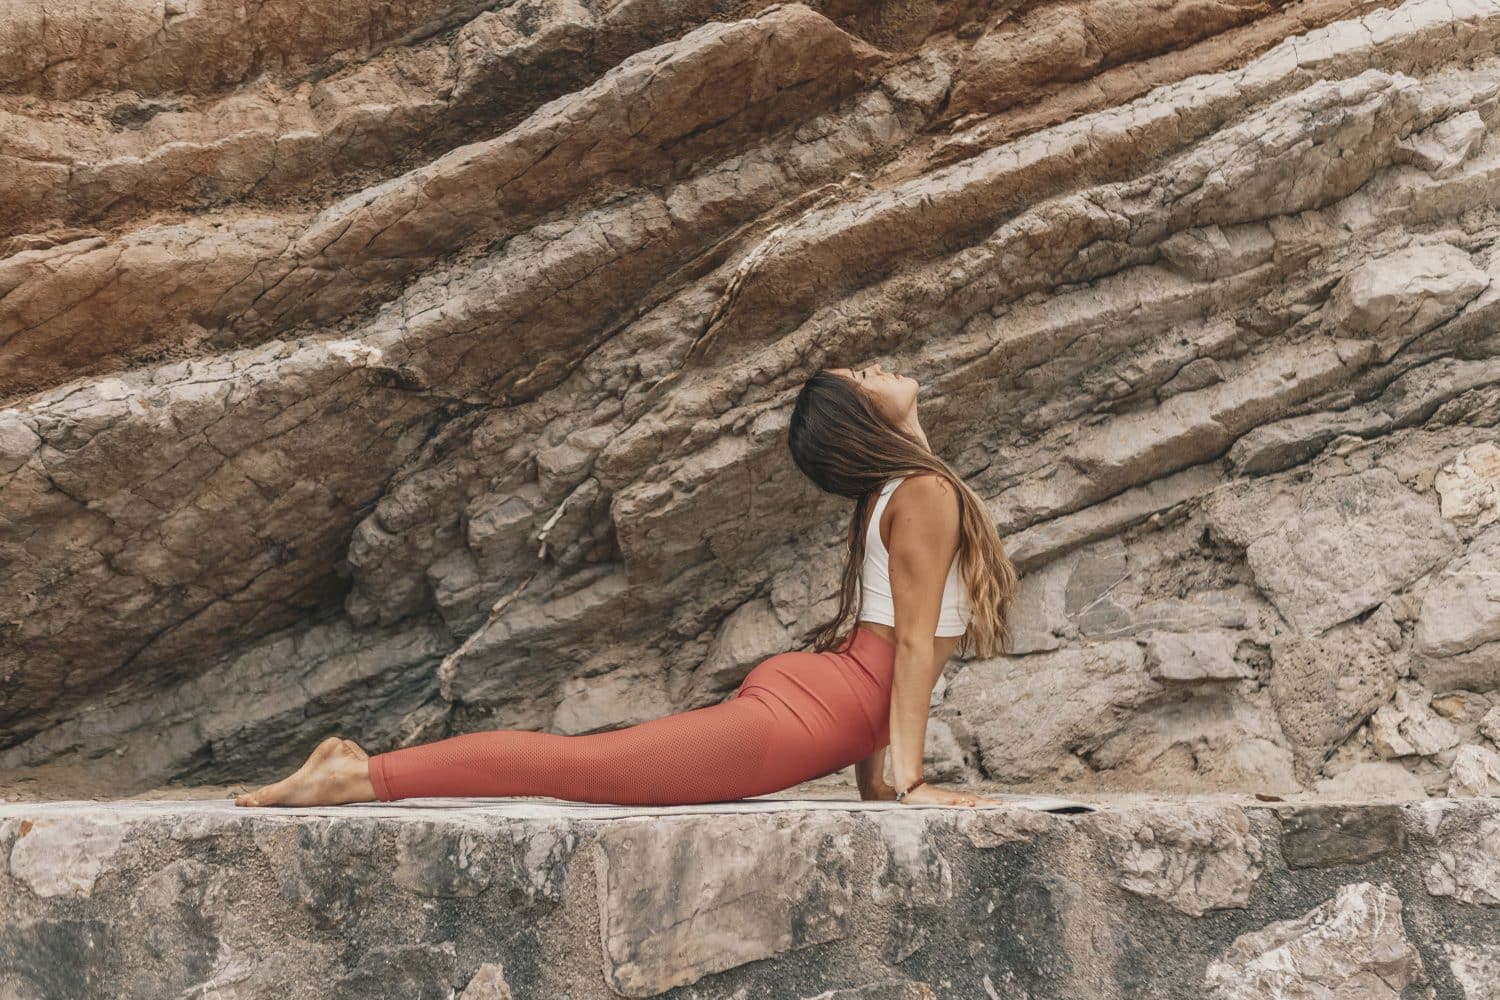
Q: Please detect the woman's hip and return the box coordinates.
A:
[734,627,896,747]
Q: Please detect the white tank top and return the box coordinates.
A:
[857,476,972,637]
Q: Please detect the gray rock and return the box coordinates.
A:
[1434,441,1500,526]
[6,814,132,898]
[1448,744,1500,798]
[1481,706,1500,745]
[1244,468,1458,635]
[1443,942,1500,1000]
[1277,804,1405,869]
[1314,762,1429,801]
[1326,243,1490,361]
[1267,620,1400,781]
[1204,882,1422,999]
[1146,630,1253,681]
[1370,682,1462,759]
[1083,804,1263,916]
[593,812,856,996]
[1420,804,1500,907]
[1393,110,1487,178]
[0,798,1495,997]
[946,640,1160,783]
[1412,523,1500,692]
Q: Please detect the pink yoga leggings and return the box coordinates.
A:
[366,625,897,805]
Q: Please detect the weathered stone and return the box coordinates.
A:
[919,717,970,783]
[593,812,856,996]
[1145,630,1252,682]
[1393,109,1488,178]
[393,822,494,898]
[458,962,515,1000]
[1277,804,1404,869]
[1420,804,1500,906]
[946,640,1161,783]
[680,597,794,704]
[1243,469,1458,635]
[1370,682,1462,759]
[1448,744,1500,798]
[1412,523,1500,692]
[1481,706,1500,745]
[871,811,953,907]
[1326,243,1490,362]
[1084,804,1263,916]
[1003,558,1070,654]
[2,0,1500,828]
[1444,942,1500,1000]
[1083,689,1300,794]
[1435,441,1500,525]
[0,799,1495,996]
[1431,689,1494,724]
[551,665,669,736]
[6,815,132,898]
[1267,620,1400,780]
[1314,762,1429,801]
[1204,882,1422,999]
[253,819,382,929]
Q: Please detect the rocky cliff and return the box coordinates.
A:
[2,0,1500,801]
[2,797,1499,997]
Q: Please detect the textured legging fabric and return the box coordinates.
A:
[366,625,897,805]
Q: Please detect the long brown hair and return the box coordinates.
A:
[787,369,1018,660]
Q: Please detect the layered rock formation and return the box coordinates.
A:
[2,797,1499,997]
[2,0,1500,801]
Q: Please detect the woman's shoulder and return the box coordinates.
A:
[888,472,960,519]
[890,471,959,501]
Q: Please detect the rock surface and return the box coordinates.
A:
[2,0,1500,810]
[2,797,1498,998]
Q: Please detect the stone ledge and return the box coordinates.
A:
[2,797,1497,998]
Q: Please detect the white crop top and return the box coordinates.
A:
[858,476,972,636]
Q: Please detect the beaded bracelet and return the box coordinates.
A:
[894,778,928,802]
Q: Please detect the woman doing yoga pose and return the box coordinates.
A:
[235,361,1019,808]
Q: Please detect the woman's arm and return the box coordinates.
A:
[855,744,893,799]
[882,474,961,795]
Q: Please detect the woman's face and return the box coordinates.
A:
[831,361,917,424]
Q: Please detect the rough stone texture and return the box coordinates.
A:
[2,0,1500,816]
[1445,942,1500,1000]
[1277,803,1406,870]
[1203,881,1423,1000]
[1448,743,1500,796]
[1,798,1498,998]
[1418,801,1500,906]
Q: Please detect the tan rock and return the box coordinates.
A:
[1205,882,1422,999]
[1083,804,1263,916]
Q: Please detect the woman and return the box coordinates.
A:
[235,361,1019,808]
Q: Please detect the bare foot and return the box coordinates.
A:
[234,736,377,807]
[898,781,1009,809]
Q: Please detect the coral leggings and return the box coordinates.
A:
[366,625,897,805]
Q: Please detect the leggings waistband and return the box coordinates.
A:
[835,626,898,738]
[842,623,897,666]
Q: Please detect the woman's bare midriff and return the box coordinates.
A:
[856,620,961,663]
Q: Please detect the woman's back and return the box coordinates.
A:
[858,476,971,636]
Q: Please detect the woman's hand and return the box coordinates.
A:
[898,781,1008,808]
